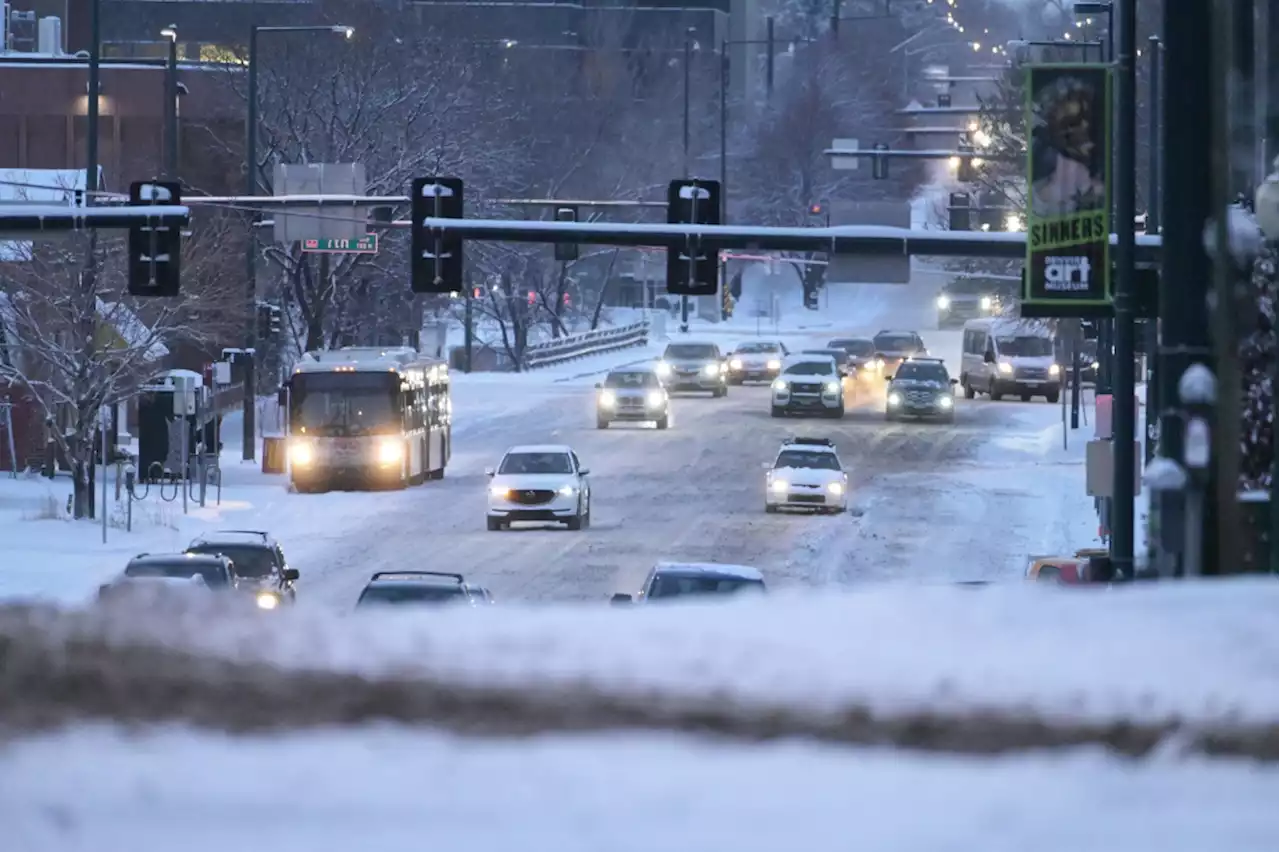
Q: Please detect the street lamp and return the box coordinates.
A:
[241,23,354,462]
[1073,1,1113,61]
[160,25,178,179]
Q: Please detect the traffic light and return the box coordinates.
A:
[553,206,579,262]
[527,290,536,306]
[268,305,282,335]
[410,176,464,294]
[562,292,571,307]
[948,192,971,231]
[472,287,481,299]
[871,142,889,180]
[666,178,722,296]
[127,180,182,297]
[808,203,824,216]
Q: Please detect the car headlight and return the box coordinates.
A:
[646,390,664,407]
[770,479,788,493]
[998,362,1014,374]
[599,390,617,408]
[936,295,950,310]
[772,379,788,392]
[980,296,993,310]
[888,392,902,405]
[558,485,578,496]
[824,381,841,394]
[826,482,844,495]
[730,358,743,369]
[255,591,280,610]
[655,361,671,377]
[703,364,720,377]
[288,440,315,466]
[939,395,954,408]
[766,359,781,370]
[1049,364,1061,376]
[376,438,404,465]
[1091,361,1099,371]
[489,485,511,499]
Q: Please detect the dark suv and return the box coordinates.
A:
[872,330,928,375]
[885,357,959,422]
[99,552,237,601]
[355,571,491,608]
[186,530,299,605]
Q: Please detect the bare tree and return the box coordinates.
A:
[0,227,234,519]
[735,36,926,300]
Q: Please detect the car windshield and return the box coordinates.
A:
[604,371,659,389]
[775,450,841,471]
[783,360,834,376]
[893,362,950,382]
[186,544,274,578]
[290,372,399,438]
[873,334,921,352]
[499,452,574,475]
[945,279,999,295]
[647,575,765,599]
[664,344,717,360]
[356,585,467,606]
[125,561,228,587]
[830,339,875,356]
[997,336,1054,357]
[735,342,779,354]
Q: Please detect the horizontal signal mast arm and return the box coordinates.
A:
[0,204,191,232]
[418,217,1164,262]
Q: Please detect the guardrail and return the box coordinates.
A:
[524,321,650,370]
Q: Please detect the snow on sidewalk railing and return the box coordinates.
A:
[524,321,649,370]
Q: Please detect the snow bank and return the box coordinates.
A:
[2,579,1274,748]
[2,726,1275,852]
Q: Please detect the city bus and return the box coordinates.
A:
[284,346,451,492]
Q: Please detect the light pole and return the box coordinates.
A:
[680,25,695,333]
[160,25,179,179]
[242,23,353,462]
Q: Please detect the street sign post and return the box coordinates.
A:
[301,234,378,253]
[1022,63,1114,318]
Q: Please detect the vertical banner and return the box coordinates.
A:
[1024,64,1113,316]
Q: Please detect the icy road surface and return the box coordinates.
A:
[2,727,1275,852]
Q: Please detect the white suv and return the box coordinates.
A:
[485,444,592,531]
[771,356,846,418]
[763,437,848,514]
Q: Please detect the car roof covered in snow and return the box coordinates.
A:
[188,530,274,548]
[128,552,230,568]
[652,561,765,582]
[504,444,574,455]
[779,437,838,453]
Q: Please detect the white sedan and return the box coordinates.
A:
[763,439,848,514]
[485,444,592,531]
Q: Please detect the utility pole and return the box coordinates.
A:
[243,25,260,462]
[1155,0,1216,575]
[1143,36,1161,471]
[161,25,179,179]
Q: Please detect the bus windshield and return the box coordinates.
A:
[291,373,400,437]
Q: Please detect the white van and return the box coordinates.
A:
[959,319,1061,403]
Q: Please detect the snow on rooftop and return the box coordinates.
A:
[96,299,170,363]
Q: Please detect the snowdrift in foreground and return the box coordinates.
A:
[2,580,1274,752]
[2,726,1276,852]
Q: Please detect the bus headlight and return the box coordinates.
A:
[646,390,665,407]
[255,592,280,611]
[598,390,617,408]
[288,440,314,466]
[1049,364,1061,376]
[377,438,404,465]
[655,362,672,378]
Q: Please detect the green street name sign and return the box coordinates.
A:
[301,234,378,254]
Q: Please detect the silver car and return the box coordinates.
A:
[655,342,729,396]
[596,369,670,429]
